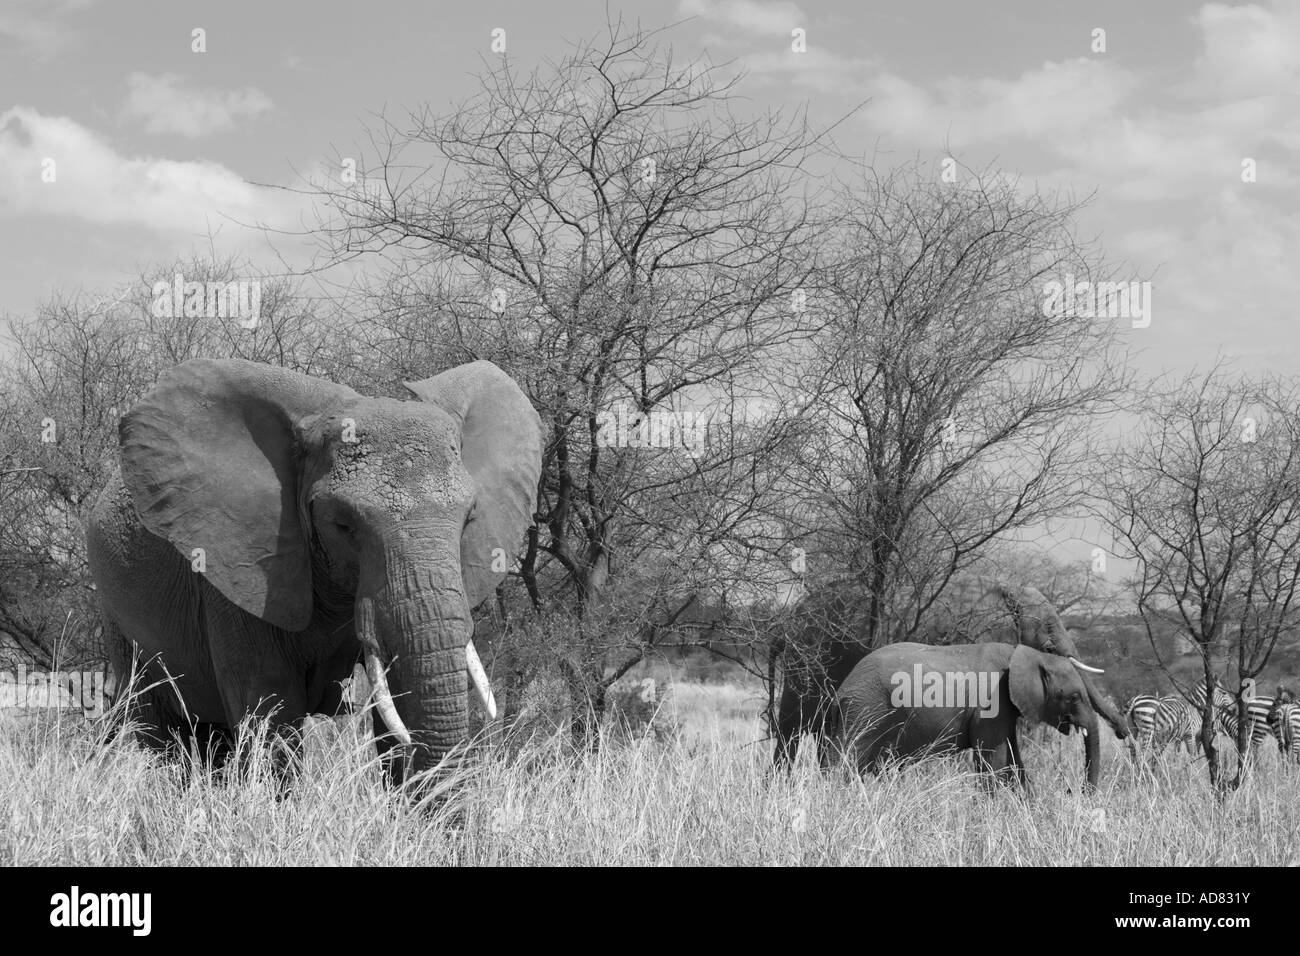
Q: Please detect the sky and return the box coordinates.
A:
[2,0,1298,571]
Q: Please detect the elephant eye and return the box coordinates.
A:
[334,519,355,536]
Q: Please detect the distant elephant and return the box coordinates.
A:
[772,583,1128,770]
[836,641,1103,791]
[86,358,541,782]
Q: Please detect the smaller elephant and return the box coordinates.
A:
[836,642,1102,791]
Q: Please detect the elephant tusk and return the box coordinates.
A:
[1069,656,1105,675]
[364,649,413,746]
[466,639,498,720]
[356,598,413,746]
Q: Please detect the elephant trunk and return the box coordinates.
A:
[1082,709,1101,793]
[361,543,478,780]
[1079,671,1130,740]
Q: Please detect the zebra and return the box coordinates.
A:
[1127,681,1237,754]
[1126,694,1164,750]
[1241,695,1281,752]
[1236,684,1296,755]
[1268,699,1300,759]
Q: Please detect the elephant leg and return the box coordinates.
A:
[194,722,235,769]
[95,618,183,755]
[169,722,237,790]
[110,656,217,767]
[134,686,199,758]
[816,699,844,770]
[97,614,138,744]
[816,735,835,770]
[204,610,308,782]
[371,705,429,789]
[371,708,398,785]
[1008,726,1028,789]
[854,721,892,778]
[772,687,803,770]
[973,725,1018,792]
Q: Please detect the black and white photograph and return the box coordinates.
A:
[0,0,1296,900]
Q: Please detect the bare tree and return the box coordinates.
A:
[787,162,1131,644]
[1099,365,1300,789]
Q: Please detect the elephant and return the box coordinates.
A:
[770,583,869,770]
[771,582,1129,770]
[86,357,541,783]
[835,641,1103,791]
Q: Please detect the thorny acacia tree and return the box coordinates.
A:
[309,22,836,739]
[1100,367,1300,790]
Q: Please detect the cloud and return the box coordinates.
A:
[0,107,300,233]
[677,0,806,35]
[733,48,877,93]
[858,4,1300,203]
[122,73,273,138]
[1188,2,1300,98]
[680,0,870,92]
[862,58,1139,149]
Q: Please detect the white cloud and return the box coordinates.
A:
[858,4,1300,203]
[677,0,806,36]
[734,48,877,93]
[0,107,300,233]
[862,58,1138,148]
[1188,2,1300,98]
[681,0,870,93]
[122,73,273,138]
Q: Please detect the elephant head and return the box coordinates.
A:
[1008,644,1102,791]
[995,585,1129,741]
[119,358,541,777]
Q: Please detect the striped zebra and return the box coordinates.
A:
[1236,683,1296,755]
[1127,682,1237,754]
[1241,695,1282,752]
[1268,700,1300,759]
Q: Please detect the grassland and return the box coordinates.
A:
[4,679,1299,866]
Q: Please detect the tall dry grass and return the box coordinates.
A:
[3,681,1299,865]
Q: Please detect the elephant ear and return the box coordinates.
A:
[1008,645,1050,725]
[120,358,358,632]
[403,361,542,609]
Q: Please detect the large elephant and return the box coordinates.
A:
[86,358,541,782]
[836,641,1103,791]
[771,582,1129,769]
